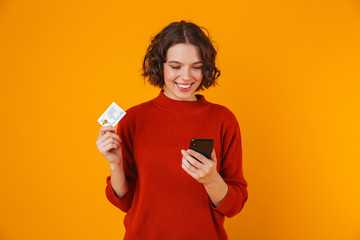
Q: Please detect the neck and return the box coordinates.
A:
[153,90,210,114]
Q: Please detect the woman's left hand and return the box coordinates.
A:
[180,149,219,185]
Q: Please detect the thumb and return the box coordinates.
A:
[210,149,217,162]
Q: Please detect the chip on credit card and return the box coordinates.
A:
[97,102,126,127]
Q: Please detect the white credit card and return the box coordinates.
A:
[97,102,126,127]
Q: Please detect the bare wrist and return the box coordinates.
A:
[203,172,221,188]
[110,162,123,171]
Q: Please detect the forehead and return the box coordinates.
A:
[166,43,202,62]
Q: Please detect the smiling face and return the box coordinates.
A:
[163,43,204,101]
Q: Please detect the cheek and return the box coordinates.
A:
[164,68,178,81]
[195,71,203,81]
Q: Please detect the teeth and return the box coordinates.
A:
[178,84,191,88]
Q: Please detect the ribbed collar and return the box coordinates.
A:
[152,90,211,114]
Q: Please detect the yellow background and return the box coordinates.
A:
[1,0,359,239]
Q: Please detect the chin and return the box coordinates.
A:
[164,87,197,101]
[176,92,196,101]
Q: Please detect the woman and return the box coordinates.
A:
[96,20,248,240]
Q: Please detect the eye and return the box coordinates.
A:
[192,66,203,69]
[171,66,180,69]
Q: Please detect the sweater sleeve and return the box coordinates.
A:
[105,111,138,212]
[211,112,248,218]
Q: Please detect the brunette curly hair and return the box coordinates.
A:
[142,20,221,91]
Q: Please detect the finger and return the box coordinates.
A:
[183,156,198,169]
[103,142,120,153]
[182,160,199,179]
[97,134,118,149]
[98,138,121,152]
[98,137,120,153]
[98,126,117,139]
[98,131,121,144]
[186,149,210,163]
[181,150,203,169]
[182,156,199,172]
[183,155,212,177]
[103,137,121,146]
[105,131,121,142]
[98,126,116,139]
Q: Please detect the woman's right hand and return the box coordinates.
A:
[96,125,123,168]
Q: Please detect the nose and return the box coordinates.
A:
[180,67,191,81]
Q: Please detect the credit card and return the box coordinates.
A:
[97,102,126,127]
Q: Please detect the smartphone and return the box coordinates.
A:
[189,139,214,161]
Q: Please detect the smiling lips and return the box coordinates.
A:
[175,82,193,92]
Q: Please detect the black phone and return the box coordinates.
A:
[189,139,214,160]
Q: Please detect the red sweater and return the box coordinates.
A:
[106,91,248,240]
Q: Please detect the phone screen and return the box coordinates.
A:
[189,139,214,160]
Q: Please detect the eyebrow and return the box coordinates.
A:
[167,60,203,64]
